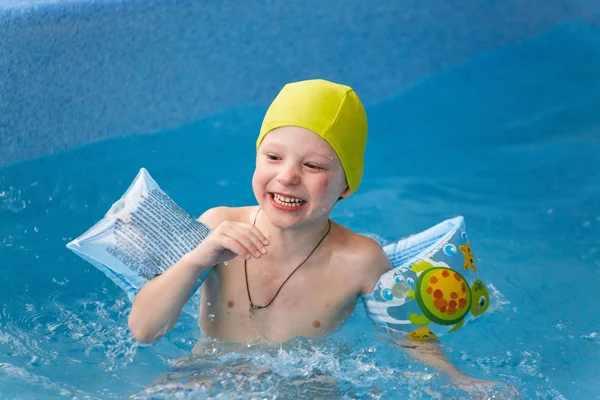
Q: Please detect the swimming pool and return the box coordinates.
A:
[2,3,600,399]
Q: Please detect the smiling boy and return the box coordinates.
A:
[128,79,492,387]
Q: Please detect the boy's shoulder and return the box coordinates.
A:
[197,206,257,229]
[331,223,393,294]
[332,223,386,258]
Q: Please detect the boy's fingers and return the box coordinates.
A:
[220,236,251,260]
[225,228,264,258]
[232,223,268,254]
[241,226,269,254]
[250,226,269,245]
[232,222,269,246]
[216,222,267,256]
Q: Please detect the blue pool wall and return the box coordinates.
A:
[1,0,599,167]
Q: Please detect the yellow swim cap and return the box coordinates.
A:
[256,79,368,194]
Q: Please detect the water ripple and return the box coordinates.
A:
[0,362,97,399]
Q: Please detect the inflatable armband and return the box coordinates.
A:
[66,168,211,302]
[362,217,492,340]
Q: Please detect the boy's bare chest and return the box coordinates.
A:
[199,258,359,342]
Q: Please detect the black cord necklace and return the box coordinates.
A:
[244,208,332,317]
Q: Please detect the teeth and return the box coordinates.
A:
[273,194,304,206]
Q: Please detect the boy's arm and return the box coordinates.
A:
[128,208,225,343]
[128,248,212,344]
[128,206,268,344]
[393,337,481,384]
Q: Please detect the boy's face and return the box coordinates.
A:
[253,126,350,229]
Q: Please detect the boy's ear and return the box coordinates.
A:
[338,186,351,201]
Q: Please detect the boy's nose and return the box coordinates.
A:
[277,164,301,186]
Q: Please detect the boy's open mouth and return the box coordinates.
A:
[269,193,306,210]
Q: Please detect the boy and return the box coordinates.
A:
[128,79,492,387]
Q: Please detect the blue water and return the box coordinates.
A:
[1,21,600,399]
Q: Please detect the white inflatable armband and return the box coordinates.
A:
[362,217,493,341]
[67,168,211,301]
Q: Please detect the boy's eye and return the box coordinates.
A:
[266,154,280,160]
[305,163,325,170]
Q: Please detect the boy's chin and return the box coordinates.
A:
[262,204,333,231]
[257,202,309,228]
[261,205,304,227]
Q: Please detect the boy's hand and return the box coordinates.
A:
[188,221,269,267]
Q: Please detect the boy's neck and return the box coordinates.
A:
[254,208,332,259]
